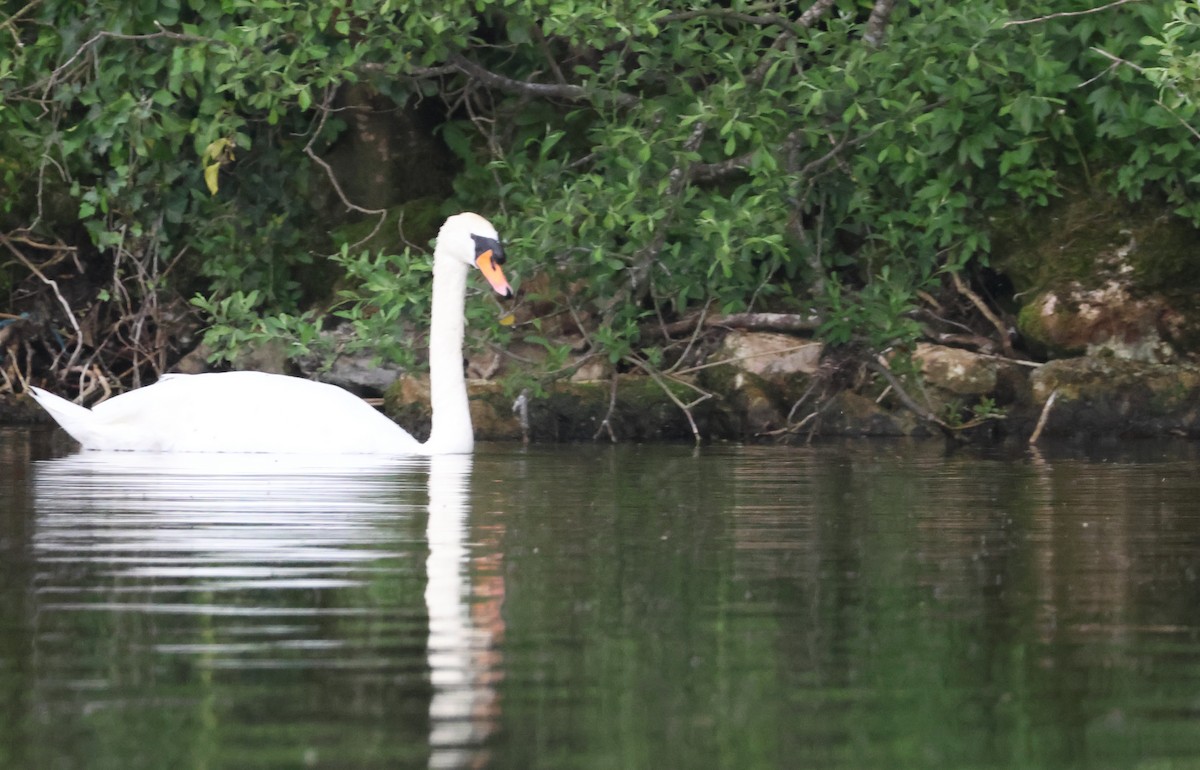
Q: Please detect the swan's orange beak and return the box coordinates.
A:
[476,250,513,298]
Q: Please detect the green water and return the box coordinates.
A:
[2,428,1200,769]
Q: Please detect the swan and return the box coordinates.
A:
[29,212,513,455]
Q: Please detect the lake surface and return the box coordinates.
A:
[3,427,1200,769]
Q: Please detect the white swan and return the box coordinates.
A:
[30,212,512,455]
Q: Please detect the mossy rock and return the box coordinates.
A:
[993,186,1200,359]
[384,375,722,443]
[822,391,916,437]
[991,187,1200,298]
[695,362,797,438]
[1029,357,1200,437]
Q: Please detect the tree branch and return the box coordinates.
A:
[867,356,951,433]
[41,22,224,98]
[0,232,84,375]
[798,0,838,27]
[649,311,821,339]
[949,270,1015,358]
[660,6,804,34]
[1003,0,1145,28]
[301,86,387,245]
[0,0,41,33]
[627,354,712,444]
[863,0,897,48]
[450,55,639,108]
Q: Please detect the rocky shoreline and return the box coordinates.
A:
[10,190,1200,446]
[383,335,1200,445]
[8,337,1200,446]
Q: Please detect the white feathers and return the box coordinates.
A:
[30,213,509,455]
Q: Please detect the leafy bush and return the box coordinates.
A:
[3,0,1199,393]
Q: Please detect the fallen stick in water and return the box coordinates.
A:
[1029,389,1059,445]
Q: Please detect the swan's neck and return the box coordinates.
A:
[424,254,473,454]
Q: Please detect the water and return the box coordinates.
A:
[3,427,1200,769]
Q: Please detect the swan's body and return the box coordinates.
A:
[30,212,512,456]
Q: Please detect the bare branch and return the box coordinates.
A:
[949,270,1015,358]
[1003,0,1145,28]
[0,233,84,376]
[451,55,639,108]
[592,373,619,442]
[1086,48,1200,141]
[650,311,821,339]
[1029,389,1058,444]
[661,6,804,34]
[866,356,950,433]
[1088,46,1148,74]
[300,86,388,248]
[628,354,712,444]
[691,151,756,182]
[41,22,224,98]
[0,0,41,33]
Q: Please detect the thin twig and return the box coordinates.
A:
[950,270,1015,358]
[0,0,41,33]
[867,356,950,432]
[664,299,712,375]
[592,372,619,442]
[627,355,712,444]
[0,233,84,374]
[41,22,223,98]
[1003,0,1144,28]
[300,86,387,249]
[451,55,639,108]
[660,310,821,336]
[1029,389,1059,444]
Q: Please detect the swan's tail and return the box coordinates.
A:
[29,387,95,447]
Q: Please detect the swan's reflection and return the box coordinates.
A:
[427,454,499,768]
[31,450,500,767]
[33,453,426,587]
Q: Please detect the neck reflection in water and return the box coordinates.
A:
[31,450,499,769]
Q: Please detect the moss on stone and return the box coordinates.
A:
[992,187,1200,300]
[990,191,1129,295]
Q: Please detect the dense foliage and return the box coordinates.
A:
[2,0,1199,396]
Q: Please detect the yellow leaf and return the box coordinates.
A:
[498,312,516,327]
[204,162,220,196]
[203,137,231,164]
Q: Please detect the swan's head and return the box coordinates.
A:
[438,212,513,298]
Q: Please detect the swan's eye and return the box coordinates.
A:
[471,234,505,264]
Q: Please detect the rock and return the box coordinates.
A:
[384,374,719,443]
[994,190,1200,363]
[702,368,787,438]
[914,343,1001,395]
[315,353,406,395]
[171,343,213,374]
[568,357,609,382]
[823,391,915,437]
[911,342,1030,417]
[1,392,53,424]
[719,331,821,380]
[1028,357,1200,437]
[1019,282,1181,362]
[231,338,290,375]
